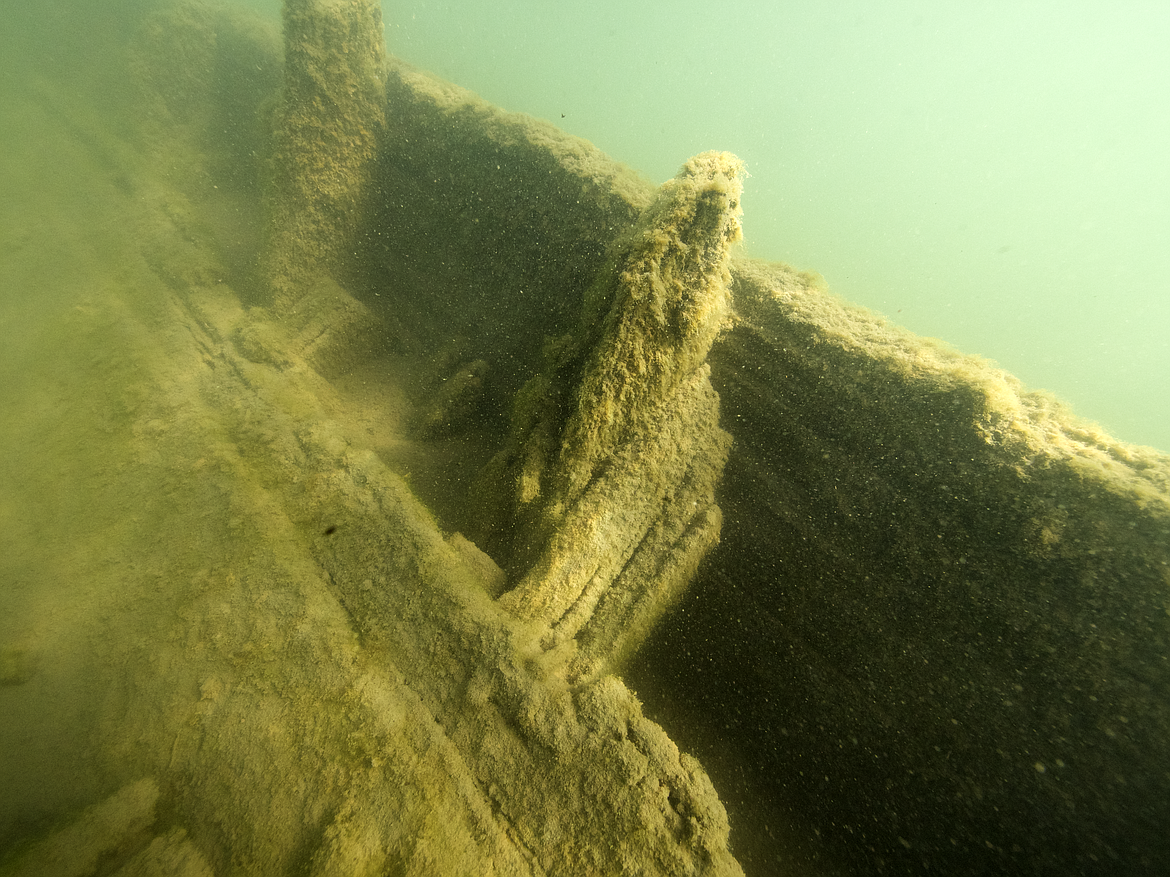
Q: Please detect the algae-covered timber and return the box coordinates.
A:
[479,151,740,682]
[2,2,1169,876]
[261,0,386,309]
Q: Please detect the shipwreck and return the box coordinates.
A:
[2,2,1168,875]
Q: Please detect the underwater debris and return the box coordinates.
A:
[485,151,742,681]
[262,0,386,308]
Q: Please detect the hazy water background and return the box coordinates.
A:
[301,0,1170,452]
